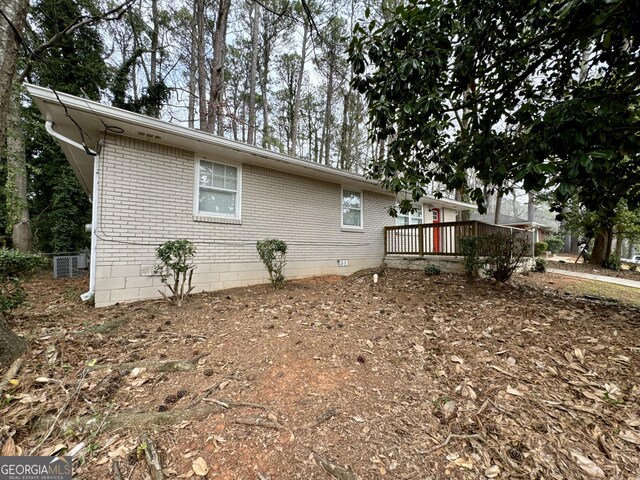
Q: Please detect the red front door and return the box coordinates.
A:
[433,208,440,253]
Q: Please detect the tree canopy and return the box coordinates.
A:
[349,0,640,221]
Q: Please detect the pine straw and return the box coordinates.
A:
[1,270,639,479]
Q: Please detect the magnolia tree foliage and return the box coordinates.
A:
[154,239,196,306]
[349,0,640,224]
[256,239,287,289]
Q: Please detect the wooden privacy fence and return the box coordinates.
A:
[384,220,532,256]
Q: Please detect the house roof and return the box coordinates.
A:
[471,212,553,230]
[25,83,475,212]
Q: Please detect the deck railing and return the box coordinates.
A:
[384,220,532,256]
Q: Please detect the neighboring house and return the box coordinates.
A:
[471,213,554,243]
[27,84,474,307]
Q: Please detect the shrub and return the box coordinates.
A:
[424,264,441,276]
[546,235,564,254]
[482,232,531,282]
[154,239,197,306]
[603,253,621,271]
[460,236,481,281]
[257,239,288,289]
[532,257,547,273]
[0,249,47,319]
[629,264,637,272]
[534,242,548,256]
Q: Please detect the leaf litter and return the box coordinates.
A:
[0,269,639,479]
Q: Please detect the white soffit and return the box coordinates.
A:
[25,83,477,211]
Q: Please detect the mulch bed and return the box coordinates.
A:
[1,269,639,479]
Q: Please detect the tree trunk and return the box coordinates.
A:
[209,0,231,135]
[0,0,29,152]
[527,192,535,222]
[590,231,607,266]
[6,87,32,251]
[150,0,158,88]
[455,189,470,221]
[494,192,503,225]
[338,90,349,169]
[564,232,572,253]
[290,22,308,157]
[321,64,334,166]
[615,234,623,257]
[187,0,197,128]
[196,0,207,130]
[246,2,260,145]
[260,43,271,148]
[0,317,26,368]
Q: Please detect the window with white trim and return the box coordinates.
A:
[342,189,363,228]
[196,160,240,217]
[396,204,423,225]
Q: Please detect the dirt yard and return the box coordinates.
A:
[1,269,639,479]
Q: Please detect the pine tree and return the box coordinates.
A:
[26,0,109,253]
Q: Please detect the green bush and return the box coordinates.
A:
[460,236,481,281]
[257,239,288,289]
[534,241,548,256]
[545,235,564,254]
[603,253,621,271]
[424,264,441,276]
[154,239,197,306]
[0,249,47,319]
[482,232,531,282]
[532,257,547,273]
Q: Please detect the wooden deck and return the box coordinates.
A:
[384,220,532,256]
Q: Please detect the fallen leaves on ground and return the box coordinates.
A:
[1,269,639,479]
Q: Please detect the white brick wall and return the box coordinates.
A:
[93,135,397,306]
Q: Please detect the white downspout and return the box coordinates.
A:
[44,121,98,302]
[80,155,99,302]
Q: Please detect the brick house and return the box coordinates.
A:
[27,84,473,307]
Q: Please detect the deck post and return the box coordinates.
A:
[384,227,388,255]
[418,225,424,257]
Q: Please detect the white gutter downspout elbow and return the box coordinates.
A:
[45,121,97,156]
[44,121,98,302]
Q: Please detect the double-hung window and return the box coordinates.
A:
[396,204,423,225]
[342,189,363,228]
[197,160,240,218]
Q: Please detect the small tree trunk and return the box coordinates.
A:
[150,0,158,88]
[321,64,334,166]
[196,0,207,130]
[494,192,503,225]
[290,22,308,157]
[187,0,198,128]
[527,192,535,222]
[615,234,623,257]
[6,87,32,251]
[247,2,260,145]
[0,317,26,368]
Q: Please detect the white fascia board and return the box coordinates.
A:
[25,83,477,211]
[501,221,553,230]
